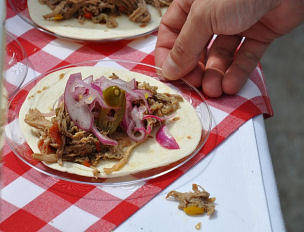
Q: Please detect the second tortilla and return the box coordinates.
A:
[28,0,167,40]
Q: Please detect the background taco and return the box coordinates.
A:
[28,0,168,40]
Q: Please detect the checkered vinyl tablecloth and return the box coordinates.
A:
[1,3,273,232]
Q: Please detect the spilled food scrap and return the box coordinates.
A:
[166,184,216,216]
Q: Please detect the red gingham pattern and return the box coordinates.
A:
[1,2,273,231]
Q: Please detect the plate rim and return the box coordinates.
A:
[6,59,213,186]
[8,0,162,42]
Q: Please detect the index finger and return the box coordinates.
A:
[162,0,213,80]
[155,0,194,68]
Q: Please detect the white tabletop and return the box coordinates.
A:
[0,4,284,230]
[115,115,286,232]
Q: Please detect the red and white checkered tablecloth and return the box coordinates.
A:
[1,2,273,232]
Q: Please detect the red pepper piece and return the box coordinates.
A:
[96,142,101,152]
[82,160,91,167]
[49,122,62,146]
[84,12,92,19]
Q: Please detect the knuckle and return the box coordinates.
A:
[268,0,282,9]
[171,38,187,63]
[208,3,229,33]
[242,51,260,65]
[209,8,219,33]
[189,1,213,30]
[175,0,194,13]
[213,46,235,60]
[190,5,203,22]
[172,37,202,66]
[192,1,213,26]
[234,61,251,75]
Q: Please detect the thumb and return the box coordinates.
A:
[161,0,281,80]
[162,0,213,80]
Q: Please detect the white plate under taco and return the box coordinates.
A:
[19,65,204,178]
[27,0,168,41]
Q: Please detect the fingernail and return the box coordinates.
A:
[162,55,180,80]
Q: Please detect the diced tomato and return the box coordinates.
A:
[118,6,126,12]
[37,139,52,154]
[38,139,44,152]
[82,160,91,167]
[49,122,62,146]
[84,12,92,19]
[96,142,101,152]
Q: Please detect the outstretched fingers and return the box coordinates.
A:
[222,38,270,95]
[202,35,242,97]
[155,0,194,70]
[156,0,213,80]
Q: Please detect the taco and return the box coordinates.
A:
[27,0,171,40]
[19,66,202,178]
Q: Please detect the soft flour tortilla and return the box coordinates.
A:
[28,0,167,40]
[19,66,202,177]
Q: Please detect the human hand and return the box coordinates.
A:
[155,0,304,97]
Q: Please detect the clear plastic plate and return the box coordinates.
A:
[4,31,28,98]
[8,0,162,42]
[6,59,212,186]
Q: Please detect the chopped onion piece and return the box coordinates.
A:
[143,114,164,122]
[127,121,146,142]
[91,126,118,146]
[121,98,132,131]
[75,79,108,109]
[143,113,176,122]
[64,73,92,130]
[146,125,152,134]
[63,72,179,149]
[64,73,117,146]
[94,76,136,91]
[156,125,179,149]
[83,75,93,84]
[130,106,145,132]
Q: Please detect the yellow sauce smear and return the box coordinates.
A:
[172,116,180,121]
[195,222,201,230]
[59,73,65,80]
[184,206,205,215]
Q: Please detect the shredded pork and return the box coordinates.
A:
[25,108,53,131]
[103,140,142,174]
[39,0,172,28]
[25,77,182,177]
[166,184,216,216]
[139,82,183,117]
